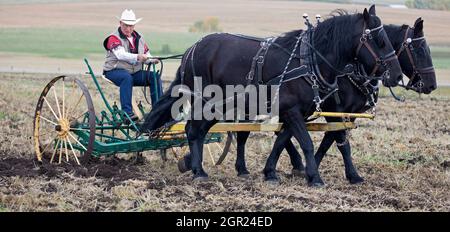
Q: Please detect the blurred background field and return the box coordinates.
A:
[0,0,449,212]
[0,0,449,86]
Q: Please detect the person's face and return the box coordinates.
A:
[120,21,135,37]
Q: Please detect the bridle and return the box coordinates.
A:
[396,27,435,92]
[355,23,398,77]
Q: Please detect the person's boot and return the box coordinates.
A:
[124,114,139,125]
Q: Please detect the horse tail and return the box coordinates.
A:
[139,67,183,133]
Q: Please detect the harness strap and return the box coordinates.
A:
[396,27,435,91]
[247,40,272,84]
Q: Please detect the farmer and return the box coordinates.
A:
[103,9,162,123]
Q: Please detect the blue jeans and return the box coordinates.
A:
[104,69,163,115]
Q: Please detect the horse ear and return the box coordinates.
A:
[363,8,370,22]
[414,17,423,26]
[369,5,376,15]
[414,17,423,27]
[414,18,424,35]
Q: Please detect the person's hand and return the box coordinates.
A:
[148,58,160,64]
[137,54,148,62]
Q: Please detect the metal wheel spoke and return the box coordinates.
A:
[67,93,84,119]
[66,137,81,165]
[64,139,69,162]
[69,111,88,123]
[39,115,58,126]
[43,96,60,121]
[58,139,63,164]
[69,127,90,132]
[40,135,59,157]
[52,86,62,119]
[50,139,61,163]
[65,79,77,117]
[62,78,65,119]
[38,130,54,138]
[67,131,87,151]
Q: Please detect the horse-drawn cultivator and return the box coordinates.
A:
[33,59,372,166]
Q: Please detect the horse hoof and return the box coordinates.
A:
[193,176,209,183]
[291,169,306,178]
[348,176,364,185]
[265,178,280,185]
[308,182,325,188]
[238,173,250,179]
[177,158,189,173]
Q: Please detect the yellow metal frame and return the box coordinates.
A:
[163,112,371,134]
[312,112,375,119]
[168,121,356,133]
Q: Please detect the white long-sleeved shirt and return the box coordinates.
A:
[112,45,153,65]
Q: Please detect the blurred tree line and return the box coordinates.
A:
[189,17,222,33]
[405,0,450,11]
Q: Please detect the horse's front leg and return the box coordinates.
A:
[236,131,251,178]
[282,133,305,176]
[314,131,337,167]
[313,117,364,184]
[335,130,364,184]
[284,107,324,187]
[263,128,292,182]
[185,120,216,181]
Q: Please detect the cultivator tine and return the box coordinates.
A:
[214,142,224,154]
[206,144,215,165]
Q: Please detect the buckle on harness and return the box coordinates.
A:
[257,55,264,64]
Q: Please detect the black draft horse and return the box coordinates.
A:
[140,7,403,186]
[261,7,437,184]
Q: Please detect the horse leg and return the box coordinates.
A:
[284,107,324,187]
[235,131,251,178]
[335,131,364,184]
[314,131,337,168]
[185,120,216,181]
[263,129,292,182]
[282,134,305,176]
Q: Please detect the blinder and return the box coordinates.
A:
[396,27,435,91]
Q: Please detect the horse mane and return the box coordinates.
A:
[276,9,370,68]
[313,10,364,68]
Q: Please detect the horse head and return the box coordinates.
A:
[395,18,437,94]
[356,5,403,87]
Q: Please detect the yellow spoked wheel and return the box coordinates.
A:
[33,76,96,165]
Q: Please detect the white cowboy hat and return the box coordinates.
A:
[116,9,142,25]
